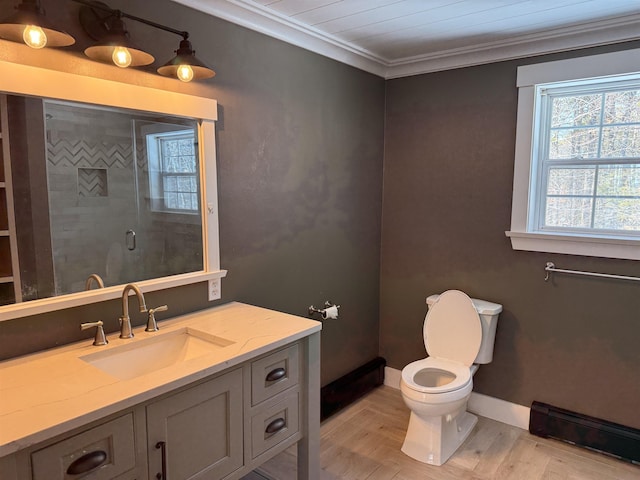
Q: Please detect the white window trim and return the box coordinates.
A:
[506,48,640,261]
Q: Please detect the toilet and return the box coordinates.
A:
[400,289,502,466]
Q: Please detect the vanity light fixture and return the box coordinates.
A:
[0,0,75,49]
[75,0,215,81]
[82,10,154,68]
[157,36,215,82]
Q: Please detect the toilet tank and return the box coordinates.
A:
[426,294,502,364]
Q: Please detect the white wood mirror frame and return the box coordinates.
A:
[0,60,225,321]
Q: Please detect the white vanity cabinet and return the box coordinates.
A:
[0,336,319,480]
[0,304,321,480]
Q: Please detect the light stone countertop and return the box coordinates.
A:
[0,302,322,457]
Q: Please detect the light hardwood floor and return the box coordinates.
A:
[246,386,639,480]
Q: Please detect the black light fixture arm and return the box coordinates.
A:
[71,0,189,40]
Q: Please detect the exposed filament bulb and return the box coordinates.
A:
[177,64,194,82]
[23,25,46,49]
[112,46,132,68]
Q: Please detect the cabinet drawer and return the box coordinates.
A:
[251,392,299,459]
[251,343,299,405]
[31,414,136,480]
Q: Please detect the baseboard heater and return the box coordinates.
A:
[529,401,640,464]
[320,357,386,420]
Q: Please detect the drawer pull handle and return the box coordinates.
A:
[156,441,168,480]
[66,450,107,475]
[265,367,286,382]
[265,417,286,434]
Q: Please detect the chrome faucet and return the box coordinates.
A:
[119,283,147,339]
[85,273,105,290]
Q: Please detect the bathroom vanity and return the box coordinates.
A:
[0,302,322,480]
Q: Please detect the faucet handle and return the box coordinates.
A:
[145,305,168,332]
[80,321,108,346]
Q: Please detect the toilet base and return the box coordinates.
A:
[401,410,478,466]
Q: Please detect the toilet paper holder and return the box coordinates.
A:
[308,301,340,320]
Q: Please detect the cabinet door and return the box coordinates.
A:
[0,454,18,480]
[147,369,243,480]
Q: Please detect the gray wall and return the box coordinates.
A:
[381,45,640,429]
[0,0,385,386]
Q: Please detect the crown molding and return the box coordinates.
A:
[171,0,640,79]
[169,0,388,77]
[386,13,640,78]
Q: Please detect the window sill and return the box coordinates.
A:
[505,231,640,260]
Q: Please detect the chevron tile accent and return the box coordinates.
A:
[78,168,108,197]
[136,144,147,171]
[47,138,133,168]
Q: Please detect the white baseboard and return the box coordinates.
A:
[384,366,530,431]
[384,365,403,389]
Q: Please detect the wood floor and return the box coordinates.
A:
[246,386,640,480]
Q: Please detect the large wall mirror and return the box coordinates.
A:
[0,61,223,320]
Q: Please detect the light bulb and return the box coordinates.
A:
[23,25,47,49]
[112,46,132,68]
[176,64,194,82]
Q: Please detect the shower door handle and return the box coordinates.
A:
[126,229,136,251]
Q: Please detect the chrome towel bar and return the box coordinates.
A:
[544,262,640,283]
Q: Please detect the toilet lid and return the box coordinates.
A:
[424,290,481,366]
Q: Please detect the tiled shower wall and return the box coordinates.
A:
[45,104,203,295]
[45,104,139,294]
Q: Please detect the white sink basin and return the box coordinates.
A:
[81,328,235,380]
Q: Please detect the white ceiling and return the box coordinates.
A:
[172,0,640,78]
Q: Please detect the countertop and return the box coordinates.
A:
[0,302,322,457]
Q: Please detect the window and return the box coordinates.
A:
[535,81,640,234]
[507,48,640,260]
[147,130,200,214]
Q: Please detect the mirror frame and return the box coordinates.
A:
[0,60,225,321]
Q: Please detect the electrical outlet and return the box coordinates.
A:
[208,278,221,301]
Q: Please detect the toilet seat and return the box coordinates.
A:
[402,357,471,394]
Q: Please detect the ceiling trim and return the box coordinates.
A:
[171,0,640,79]
[386,13,640,78]
[169,0,388,77]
